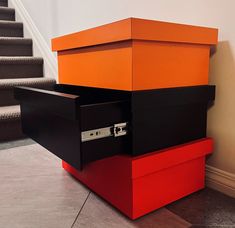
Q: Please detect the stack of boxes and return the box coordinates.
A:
[16,18,218,219]
[53,18,218,219]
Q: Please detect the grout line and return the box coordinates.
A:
[71,191,91,228]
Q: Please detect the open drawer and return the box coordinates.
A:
[14,84,215,170]
[14,85,131,170]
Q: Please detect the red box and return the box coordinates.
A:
[62,138,213,219]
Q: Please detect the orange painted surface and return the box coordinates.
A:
[58,41,133,90]
[54,18,218,90]
[132,40,210,90]
[52,18,218,51]
[131,18,218,45]
[62,138,213,219]
[52,18,132,52]
[58,40,210,90]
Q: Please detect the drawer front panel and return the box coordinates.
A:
[21,103,81,169]
[15,86,82,170]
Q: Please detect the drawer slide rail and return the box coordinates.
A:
[81,122,128,142]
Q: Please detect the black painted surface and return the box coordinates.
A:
[131,85,215,155]
[15,87,82,170]
[15,87,80,120]
[14,84,215,170]
[14,86,130,170]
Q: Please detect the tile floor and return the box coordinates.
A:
[0,139,234,228]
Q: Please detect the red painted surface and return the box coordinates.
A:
[62,138,213,219]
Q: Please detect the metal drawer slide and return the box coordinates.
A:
[82,122,128,142]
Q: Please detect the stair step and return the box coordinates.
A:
[0,37,32,56]
[0,7,15,21]
[0,77,56,106]
[0,57,43,79]
[0,0,7,7]
[0,105,20,121]
[0,105,24,141]
[0,20,23,37]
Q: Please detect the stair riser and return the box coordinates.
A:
[0,120,25,141]
[0,2,7,7]
[0,64,43,79]
[0,89,18,106]
[0,43,32,56]
[0,11,15,21]
[0,84,54,106]
[0,26,23,37]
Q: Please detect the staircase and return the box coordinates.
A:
[0,0,55,141]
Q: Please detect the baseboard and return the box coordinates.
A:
[206,165,235,198]
[9,0,57,80]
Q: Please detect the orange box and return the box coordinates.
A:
[52,18,218,91]
[62,138,213,219]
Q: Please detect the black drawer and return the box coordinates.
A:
[14,84,215,170]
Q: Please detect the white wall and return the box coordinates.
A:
[20,0,232,47]
[20,0,235,188]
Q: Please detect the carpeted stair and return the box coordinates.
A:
[0,6,15,21]
[0,0,8,7]
[0,57,44,79]
[0,0,55,141]
[0,37,32,56]
[0,20,23,37]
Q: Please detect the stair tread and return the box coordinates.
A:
[0,77,55,89]
[0,20,22,26]
[0,105,20,121]
[0,56,43,64]
[0,6,14,12]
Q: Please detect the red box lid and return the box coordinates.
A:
[131,138,213,179]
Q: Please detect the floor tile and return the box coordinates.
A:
[73,193,191,228]
[0,144,89,228]
[0,143,63,177]
[0,138,35,150]
[167,188,235,227]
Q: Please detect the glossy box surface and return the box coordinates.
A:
[62,138,213,219]
[14,85,215,170]
[52,18,218,91]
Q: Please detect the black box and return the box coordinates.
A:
[14,84,215,170]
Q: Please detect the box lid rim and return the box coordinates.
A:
[51,18,218,52]
[131,138,213,179]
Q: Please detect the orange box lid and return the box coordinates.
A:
[52,18,218,51]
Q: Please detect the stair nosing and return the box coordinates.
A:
[0,78,56,89]
[0,37,32,44]
[0,20,23,27]
[0,56,44,64]
[0,37,31,40]
[0,6,15,12]
[0,105,21,121]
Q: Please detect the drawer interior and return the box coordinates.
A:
[54,84,131,105]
